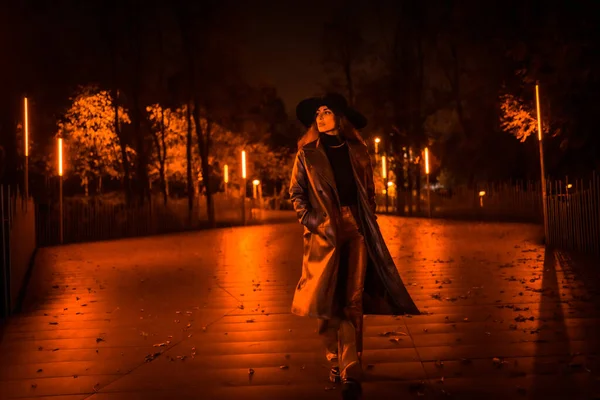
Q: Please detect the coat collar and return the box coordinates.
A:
[303,137,366,195]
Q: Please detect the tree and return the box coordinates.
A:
[57,87,133,195]
[500,92,553,143]
[321,0,369,106]
[147,104,190,203]
[174,0,247,228]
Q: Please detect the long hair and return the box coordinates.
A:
[297,114,366,149]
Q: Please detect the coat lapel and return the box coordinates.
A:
[305,138,338,196]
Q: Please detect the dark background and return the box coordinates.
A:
[1,0,599,189]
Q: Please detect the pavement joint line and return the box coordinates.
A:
[78,305,240,399]
[399,317,438,396]
[214,280,244,305]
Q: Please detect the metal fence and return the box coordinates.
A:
[375,181,543,223]
[546,173,600,257]
[375,176,600,258]
[35,193,290,247]
[1,186,36,319]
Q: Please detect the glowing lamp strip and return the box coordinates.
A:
[24,97,29,156]
[535,84,543,141]
[241,151,246,179]
[58,138,63,176]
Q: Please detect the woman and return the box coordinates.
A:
[289,93,420,399]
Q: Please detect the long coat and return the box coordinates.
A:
[289,137,420,319]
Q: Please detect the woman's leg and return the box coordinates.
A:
[318,318,340,361]
[337,207,368,382]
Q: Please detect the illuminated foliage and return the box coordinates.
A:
[146,104,201,189]
[57,86,134,193]
[500,93,550,143]
[147,104,292,190]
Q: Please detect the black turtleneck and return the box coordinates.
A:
[319,132,358,206]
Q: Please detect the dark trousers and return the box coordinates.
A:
[317,205,367,381]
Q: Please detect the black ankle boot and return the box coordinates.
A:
[341,378,362,400]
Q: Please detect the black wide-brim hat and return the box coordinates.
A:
[296,93,367,129]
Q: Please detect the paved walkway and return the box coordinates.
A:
[1,215,600,399]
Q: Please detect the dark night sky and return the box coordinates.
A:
[234,0,387,114]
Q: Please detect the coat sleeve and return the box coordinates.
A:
[365,148,378,216]
[289,149,311,224]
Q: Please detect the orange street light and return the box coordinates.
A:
[24,97,29,199]
[58,137,64,244]
[241,150,247,225]
[24,97,29,157]
[58,138,64,177]
[424,147,431,218]
[241,150,247,179]
[535,83,549,243]
[252,179,260,199]
[381,155,388,213]
[374,137,381,154]
[223,164,229,198]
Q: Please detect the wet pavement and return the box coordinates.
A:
[1,214,600,399]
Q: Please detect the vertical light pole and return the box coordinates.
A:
[223,164,229,198]
[241,150,247,225]
[58,138,64,244]
[424,147,431,218]
[24,97,29,199]
[374,137,380,155]
[252,179,259,199]
[535,83,549,242]
[382,155,388,213]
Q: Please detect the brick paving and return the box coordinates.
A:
[1,214,600,399]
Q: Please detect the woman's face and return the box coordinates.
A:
[315,106,336,133]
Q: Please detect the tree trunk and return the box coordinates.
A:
[406,150,413,216]
[106,7,131,207]
[186,102,194,217]
[128,6,150,207]
[415,162,422,214]
[156,19,168,207]
[131,82,150,206]
[165,170,169,196]
[192,103,216,228]
[159,108,168,206]
[112,89,131,206]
